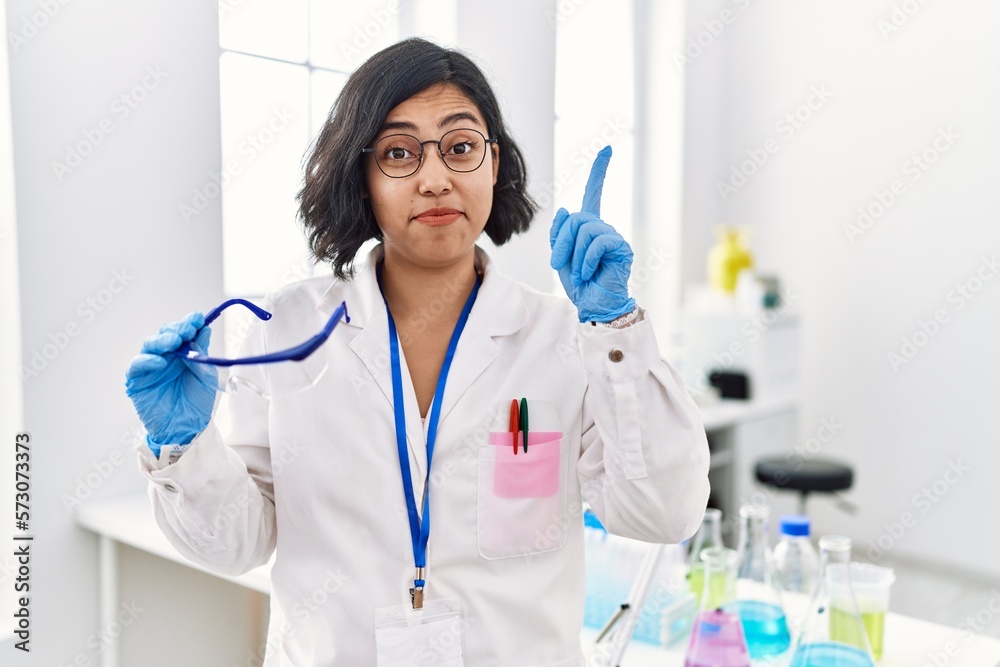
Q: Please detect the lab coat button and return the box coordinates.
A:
[162,483,177,492]
[609,349,624,362]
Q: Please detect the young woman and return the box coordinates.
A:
[126,37,709,666]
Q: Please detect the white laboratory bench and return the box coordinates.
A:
[81,394,1000,665]
[581,618,1000,666]
[77,493,1000,666]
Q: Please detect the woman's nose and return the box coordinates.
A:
[416,149,453,194]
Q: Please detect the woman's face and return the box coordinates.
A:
[364,82,499,271]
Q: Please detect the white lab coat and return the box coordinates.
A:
[137,244,710,666]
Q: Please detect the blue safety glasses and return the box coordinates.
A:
[173,298,349,399]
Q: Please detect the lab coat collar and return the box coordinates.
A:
[317,243,528,336]
[317,243,528,482]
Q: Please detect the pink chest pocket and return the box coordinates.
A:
[477,398,569,559]
[487,431,563,498]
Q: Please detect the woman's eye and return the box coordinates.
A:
[385,147,412,160]
[448,142,473,155]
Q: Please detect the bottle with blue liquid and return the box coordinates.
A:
[725,503,792,662]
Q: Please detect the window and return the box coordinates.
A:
[553,0,635,249]
[217,0,401,298]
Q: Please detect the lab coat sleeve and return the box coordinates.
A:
[135,313,276,577]
[575,308,711,544]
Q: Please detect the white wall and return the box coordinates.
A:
[0,0,24,634]
[3,0,245,662]
[683,1,1000,578]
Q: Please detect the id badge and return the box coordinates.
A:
[373,595,466,667]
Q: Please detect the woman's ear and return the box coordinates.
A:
[491,141,500,186]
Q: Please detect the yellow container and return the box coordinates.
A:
[708,226,754,294]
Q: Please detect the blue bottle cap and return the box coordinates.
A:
[779,514,811,537]
[583,509,607,533]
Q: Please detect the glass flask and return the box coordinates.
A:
[688,508,725,606]
[789,536,876,667]
[726,503,791,660]
[685,547,751,667]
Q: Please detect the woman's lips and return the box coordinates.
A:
[414,209,462,226]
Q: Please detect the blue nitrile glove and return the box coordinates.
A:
[124,312,218,457]
[550,145,636,323]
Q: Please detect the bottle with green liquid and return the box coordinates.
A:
[829,561,894,662]
[789,536,876,667]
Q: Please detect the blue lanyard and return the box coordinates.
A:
[376,262,481,608]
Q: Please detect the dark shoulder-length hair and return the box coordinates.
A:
[297,37,538,280]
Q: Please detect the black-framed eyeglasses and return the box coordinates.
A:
[361,128,497,178]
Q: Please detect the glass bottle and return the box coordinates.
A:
[773,515,819,595]
[685,547,750,667]
[789,536,876,667]
[727,503,791,660]
[688,508,725,606]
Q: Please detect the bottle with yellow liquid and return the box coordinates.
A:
[687,509,725,607]
[708,226,754,294]
[789,536,876,667]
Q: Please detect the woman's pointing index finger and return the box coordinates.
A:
[581,145,612,217]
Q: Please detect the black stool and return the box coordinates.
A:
[754,456,854,515]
